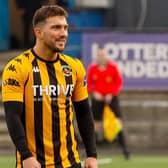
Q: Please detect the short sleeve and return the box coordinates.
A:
[2,57,28,102]
[72,60,88,102]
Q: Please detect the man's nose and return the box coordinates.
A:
[60,28,68,37]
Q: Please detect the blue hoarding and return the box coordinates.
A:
[82,32,168,90]
[0,0,9,50]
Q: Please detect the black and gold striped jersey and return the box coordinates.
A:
[2,49,88,168]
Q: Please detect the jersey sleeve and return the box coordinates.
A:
[2,57,28,102]
[72,60,88,102]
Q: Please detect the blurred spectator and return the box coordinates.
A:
[15,0,49,48]
[87,46,130,159]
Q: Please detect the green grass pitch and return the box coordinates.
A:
[0,155,168,168]
[97,155,168,168]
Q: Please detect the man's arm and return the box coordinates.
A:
[73,98,97,158]
[4,101,32,160]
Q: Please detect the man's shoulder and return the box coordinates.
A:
[2,50,33,83]
[59,54,86,75]
[88,62,98,69]
[4,50,33,70]
[59,54,82,66]
[108,60,118,67]
[17,49,33,60]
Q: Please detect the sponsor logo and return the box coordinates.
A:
[32,84,74,97]
[61,65,72,76]
[7,64,17,73]
[2,78,20,87]
[14,58,22,64]
[33,66,40,73]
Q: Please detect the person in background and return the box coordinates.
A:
[87,46,130,159]
[2,5,97,168]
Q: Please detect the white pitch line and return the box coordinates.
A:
[81,158,112,166]
[98,158,113,164]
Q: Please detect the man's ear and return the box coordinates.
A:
[34,27,43,39]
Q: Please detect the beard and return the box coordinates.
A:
[47,43,64,53]
[51,46,63,53]
[44,38,66,53]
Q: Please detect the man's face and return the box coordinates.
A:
[38,16,68,52]
[96,48,108,64]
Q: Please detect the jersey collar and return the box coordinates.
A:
[31,49,60,63]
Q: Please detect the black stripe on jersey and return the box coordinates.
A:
[60,59,76,165]
[46,63,63,168]
[32,59,45,166]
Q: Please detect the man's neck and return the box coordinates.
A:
[98,62,107,70]
[33,45,58,62]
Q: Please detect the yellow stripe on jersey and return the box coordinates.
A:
[2,49,88,168]
[16,150,22,168]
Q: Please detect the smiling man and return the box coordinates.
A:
[2,5,97,168]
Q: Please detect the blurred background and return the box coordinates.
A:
[0,0,168,167]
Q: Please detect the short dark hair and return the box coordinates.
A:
[32,5,68,28]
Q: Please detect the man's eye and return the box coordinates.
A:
[55,26,61,29]
[51,26,61,30]
[64,26,68,31]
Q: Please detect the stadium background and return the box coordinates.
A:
[0,0,168,167]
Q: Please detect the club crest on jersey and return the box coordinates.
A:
[61,65,72,76]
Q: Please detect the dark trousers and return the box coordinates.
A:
[91,96,121,120]
[91,96,130,158]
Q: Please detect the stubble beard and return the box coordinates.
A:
[52,46,64,53]
[45,42,65,53]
